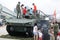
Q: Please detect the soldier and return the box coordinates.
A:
[53,21,59,40]
[16,2,21,19]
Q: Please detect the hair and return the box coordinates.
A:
[34,23,37,26]
[18,2,20,4]
[31,8,32,9]
[32,3,34,5]
[51,27,53,29]
[21,4,24,7]
[25,7,26,9]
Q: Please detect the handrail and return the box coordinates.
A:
[0,4,17,18]
[2,11,16,18]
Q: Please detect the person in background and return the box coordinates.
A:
[33,23,38,40]
[57,29,60,40]
[38,28,43,40]
[16,2,21,19]
[53,21,59,40]
[49,26,55,40]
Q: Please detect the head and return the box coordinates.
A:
[18,2,20,4]
[32,3,34,5]
[51,27,53,29]
[25,7,26,9]
[21,4,24,7]
[34,23,37,26]
[53,21,57,24]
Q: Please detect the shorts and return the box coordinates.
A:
[33,32,38,36]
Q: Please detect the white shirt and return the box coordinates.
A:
[38,30,43,37]
[33,26,38,32]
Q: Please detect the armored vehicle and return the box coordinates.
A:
[6,18,37,37]
[0,4,50,37]
[5,11,50,37]
[5,16,50,37]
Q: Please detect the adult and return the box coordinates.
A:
[32,3,37,15]
[33,23,38,40]
[53,22,59,40]
[49,26,55,40]
[16,2,21,19]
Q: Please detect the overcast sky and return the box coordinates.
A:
[0,0,60,16]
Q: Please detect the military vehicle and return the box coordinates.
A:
[0,4,50,37]
[5,14,50,37]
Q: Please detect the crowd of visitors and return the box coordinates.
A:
[16,1,60,40]
[33,21,59,40]
[16,2,37,19]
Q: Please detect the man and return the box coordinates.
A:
[32,3,37,14]
[16,2,21,19]
[32,3,37,18]
[53,22,59,40]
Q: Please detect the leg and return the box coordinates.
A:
[36,35,38,40]
[17,11,19,19]
[17,13,18,18]
[34,35,36,40]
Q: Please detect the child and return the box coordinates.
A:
[38,28,43,40]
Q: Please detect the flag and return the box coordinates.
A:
[53,9,56,18]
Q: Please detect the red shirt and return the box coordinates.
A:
[57,32,60,36]
[23,8,27,15]
[34,5,37,12]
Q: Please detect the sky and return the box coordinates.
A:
[0,0,60,18]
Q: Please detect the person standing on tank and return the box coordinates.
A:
[16,2,21,19]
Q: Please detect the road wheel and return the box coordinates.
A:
[6,25,15,36]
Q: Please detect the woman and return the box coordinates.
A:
[33,23,38,40]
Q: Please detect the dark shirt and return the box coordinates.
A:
[16,4,20,12]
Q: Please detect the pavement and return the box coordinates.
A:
[0,25,8,36]
[0,25,19,40]
[0,38,19,40]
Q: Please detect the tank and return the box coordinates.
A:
[6,18,50,37]
[6,17,37,37]
[5,10,50,37]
